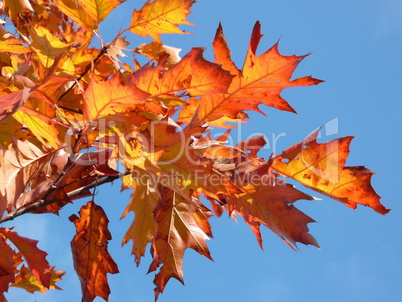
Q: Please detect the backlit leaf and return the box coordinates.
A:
[130,0,195,43]
[83,73,150,121]
[70,201,119,302]
[53,0,124,30]
[271,129,390,214]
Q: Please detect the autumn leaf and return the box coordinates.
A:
[149,187,212,300]
[121,170,159,266]
[69,201,119,302]
[53,0,124,30]
[29,25,74,68]
[229,181,318,250]
[271,129,390,214]
[0,236,14,294]
[135,42,182,67]
[3,0,33,22]
[128,47,233,99]
[130,0,195,43]
[179,22,323,126]
[0,140,57,218]
[11,265,65,294]
[0,228,52,288]
[83,73,150,121]
[0,89,31,124]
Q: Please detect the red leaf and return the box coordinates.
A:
[0,228,51,288]
[0,235,14,293]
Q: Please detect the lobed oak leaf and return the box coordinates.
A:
[180,22,323,127]
[271,129,390,214]
[0,228,52,288]
[69,201,119,302]
[227,21,324,113]
[130,0,195,43]
[149,188,212,300]
[53,0,124,31]
[83,73,150,121]
[228,182,318,250]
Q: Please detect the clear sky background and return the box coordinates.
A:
[3,0,402,301]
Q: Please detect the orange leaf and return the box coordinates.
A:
[0,228,51,288]
[0,89,31,124]
[53,0,124,30]
[83,73,150,121]
[271,129,390,214]
[69,201,119,302]
[130,0,195,43]
[179,22,323,127]
[129,48,233,98]
[227,21,323,112]
[149,188,212,300]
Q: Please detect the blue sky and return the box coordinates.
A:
[3,0,402,301]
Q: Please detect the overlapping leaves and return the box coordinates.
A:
[0,0,388,301]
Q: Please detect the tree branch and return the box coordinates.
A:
[0,171,130,224]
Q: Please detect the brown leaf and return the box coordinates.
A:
[271,129,390,214]
[69,201,119,302]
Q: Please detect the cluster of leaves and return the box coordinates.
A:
[0,0,389,301]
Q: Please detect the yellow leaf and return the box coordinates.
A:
[54,0,124,30]
[130,0,195,43]
[29,26,73,67]
[13,110,61,149]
